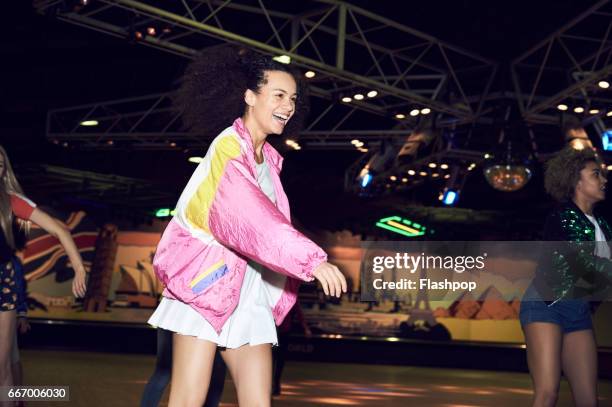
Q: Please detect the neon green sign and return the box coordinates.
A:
[375,215,426,237]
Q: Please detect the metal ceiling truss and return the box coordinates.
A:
[17,164,176,209]
[512,0,612,125]
[36,0,497,150]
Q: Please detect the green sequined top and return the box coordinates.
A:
[534,201,612,302]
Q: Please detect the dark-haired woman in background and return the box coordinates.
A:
[147,47,347,406]
[520,147,611,407]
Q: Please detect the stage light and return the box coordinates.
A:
[484,153,492,159]
[420,108,431,115]
[188,157,203,164]
[354,141,364,148]
[608,165,612,171]
[440,163,449,169]
[147,27,156,36]
[408,169,416,175]
[444,174,450,179]
[354,93,364,100]
[443,190,458,206]
[428,162,437,168]
[80,120,98,126]
[162,27,172,34]
[566,126,593,150]
[402,178,408,183]
[342,96,352,103]
[390,175,397,181]
[351,139,360,145]
[273,55,291,64]
[607,110,612,117]
[557,104,568,111]
[432,173,440,178]
[468,163,476,171]
[170,142,177,147]
[358,147,368,153]
[361,172,373,188]
[598,80,610,89]
[395,113,405,119]
[285,139,296,146]
[410,109,420,117]
[305,71,316,78]
[589,109,600,114]
[419,171,427,176]
[367,90,378,98]
[602,130,612,151]
[574,106,585,113]
[106,140,113,145]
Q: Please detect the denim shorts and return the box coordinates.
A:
[519,284,592,333]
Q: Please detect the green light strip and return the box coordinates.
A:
[375,222,425,237]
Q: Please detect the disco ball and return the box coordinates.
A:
[484,164,532,192]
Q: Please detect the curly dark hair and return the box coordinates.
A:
[544,147,600,202]
[174,45,309,139]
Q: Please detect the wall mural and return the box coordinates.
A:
[18,214,612,346]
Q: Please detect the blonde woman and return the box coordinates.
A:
[0,146,87,401]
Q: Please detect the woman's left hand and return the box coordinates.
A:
[72,267,87,298]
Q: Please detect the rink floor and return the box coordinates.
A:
[19,349,612,406]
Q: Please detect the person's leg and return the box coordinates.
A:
[0,310,17,407]
[202,351,227,407]
[221,344,272,407]
[523,322,563,407]
[272,335,287,396]
[140,329,173,407]
[561,329,598,407]
[168,334,216,407]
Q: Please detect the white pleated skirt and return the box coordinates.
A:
[148,263,280,348]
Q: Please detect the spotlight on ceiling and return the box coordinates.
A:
[557,104,568,111]
[367,90,378,98]
[598,80,610,89]
[305,70,316,78]
[565,124,594,150]
[574,106,585,113]
[342,96,352,103]
[420,108,431,115]
[273,55,291,64]
[410,109,420,117]
[354,93,364,100]
[395,113,406,119]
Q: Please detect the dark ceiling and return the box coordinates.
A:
[2,0,610,234]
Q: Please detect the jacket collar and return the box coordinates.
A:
[232,117,284,173]
[562,200,612,240]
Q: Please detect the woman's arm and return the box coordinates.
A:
[29,208,87,298]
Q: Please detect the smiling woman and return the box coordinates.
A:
[174,46,309,141]
[145,46,347,407]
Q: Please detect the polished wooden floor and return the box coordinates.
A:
[19,350,612,406]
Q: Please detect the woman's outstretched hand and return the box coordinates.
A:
[312,262,347,298]
[72,266,87,298]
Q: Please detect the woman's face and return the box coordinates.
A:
[575,161,607,203]
[244,70,297,136]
